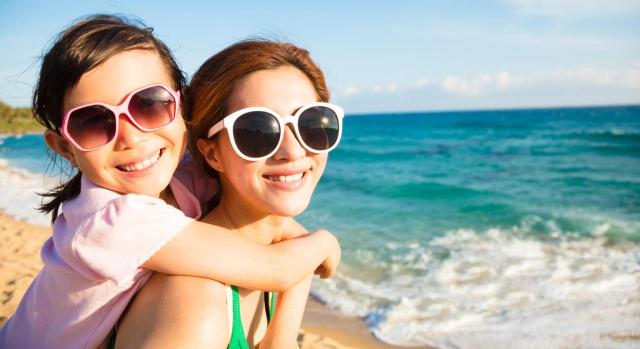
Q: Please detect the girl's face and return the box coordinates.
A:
[203,65,328,217]
[59,50,186,197]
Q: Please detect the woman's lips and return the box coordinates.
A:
[264,173,304,182]
[263,170,309,191]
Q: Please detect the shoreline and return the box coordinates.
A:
[302,296,430,349]
[0,211,416,349]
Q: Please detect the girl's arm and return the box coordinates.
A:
[142,222,340,292]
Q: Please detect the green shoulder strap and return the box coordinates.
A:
[227,286,249,349]
[228,287,279,349]
[269,292,277,321]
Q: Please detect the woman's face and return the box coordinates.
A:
[203,65,327,217]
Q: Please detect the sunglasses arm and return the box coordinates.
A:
[207,120,225,138]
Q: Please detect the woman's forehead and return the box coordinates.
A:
[227,66,317,116]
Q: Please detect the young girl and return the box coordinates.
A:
[0,15,340,349]
[115,40,344,348]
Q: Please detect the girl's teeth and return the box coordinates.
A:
[268,173,304,182]
[119,150,161,172]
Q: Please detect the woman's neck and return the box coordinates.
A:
[202,196,288,244]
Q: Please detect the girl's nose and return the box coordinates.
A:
[113,114,146,150]
[273,125,305,161]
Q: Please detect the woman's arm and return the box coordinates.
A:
[260,219,330,348]
[115,274,230,349]
[142,222,340,292]
[260,276,312,349]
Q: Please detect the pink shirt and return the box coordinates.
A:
[0,160,216,348]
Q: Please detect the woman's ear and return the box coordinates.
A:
[197,138,224,173]
[44,129,79,167]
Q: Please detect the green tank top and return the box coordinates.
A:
[228,286,276,349]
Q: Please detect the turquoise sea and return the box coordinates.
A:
[1,105,639,348]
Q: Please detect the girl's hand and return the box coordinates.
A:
[313,229,341,279]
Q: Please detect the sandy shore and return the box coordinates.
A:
[0,212,49,324]
[0,211,415,349]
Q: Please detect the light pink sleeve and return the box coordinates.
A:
[173,154,219,211]
[67,194,193,284]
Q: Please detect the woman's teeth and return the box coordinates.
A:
[266,173,304,182]
[118,149,162,172]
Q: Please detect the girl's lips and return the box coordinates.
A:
[116,148,165,172]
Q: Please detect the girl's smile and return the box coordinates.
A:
[59,50,186,197]
[114,148,165,174]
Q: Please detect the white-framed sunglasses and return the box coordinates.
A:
[207,102,344,161]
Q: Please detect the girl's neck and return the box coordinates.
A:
[202,196,288,245]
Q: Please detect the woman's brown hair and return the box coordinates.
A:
[186,39,330,208]
[34,14,186,222]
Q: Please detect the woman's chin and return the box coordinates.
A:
[267,200,310,217]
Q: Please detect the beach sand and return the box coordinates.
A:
[0,211,414,349]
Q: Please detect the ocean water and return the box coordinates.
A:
[1,105,640,348]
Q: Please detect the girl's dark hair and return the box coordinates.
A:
[186,39,329,209]
[34,14,186,222]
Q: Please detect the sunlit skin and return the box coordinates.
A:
[199,65,328,241]
[50,50,187,197]
[32,44,339,348]
[196,65,328,343]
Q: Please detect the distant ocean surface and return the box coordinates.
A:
[1,105,639,348]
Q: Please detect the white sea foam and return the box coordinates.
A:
[0,158,57,226]
[312,226,640,348]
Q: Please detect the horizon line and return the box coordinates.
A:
[346,102,640,117]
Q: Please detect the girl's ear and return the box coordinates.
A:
[197,137,224,173]
[44,129,79,167]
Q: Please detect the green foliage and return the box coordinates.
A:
[0,100,43,134]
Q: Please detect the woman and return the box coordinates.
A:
[116,40,343,348]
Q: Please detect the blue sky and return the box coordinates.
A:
[1,0,639,114]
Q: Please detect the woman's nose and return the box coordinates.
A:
[273,125,305,161]
[114,114,146,150]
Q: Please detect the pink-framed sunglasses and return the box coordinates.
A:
[60,83,180,151]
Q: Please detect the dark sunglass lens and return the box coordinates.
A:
[299,106,340,151]
[233,111,280,158]
[67,106,116,149]
[129,86,176,129]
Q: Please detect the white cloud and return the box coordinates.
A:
[545,65,640,89]
[412,78,431,88]
[501,0,640,18]
[442,71,512,96]
[442,76,480,96]
[372,83,399,93]
[386,83,399,93]
[440,65,640,96]
[496,72,511,90]
[342,85,360,97]
[338,64,640,100]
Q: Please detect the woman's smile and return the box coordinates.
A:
[263,169,309,191]
[204,65,328,218]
